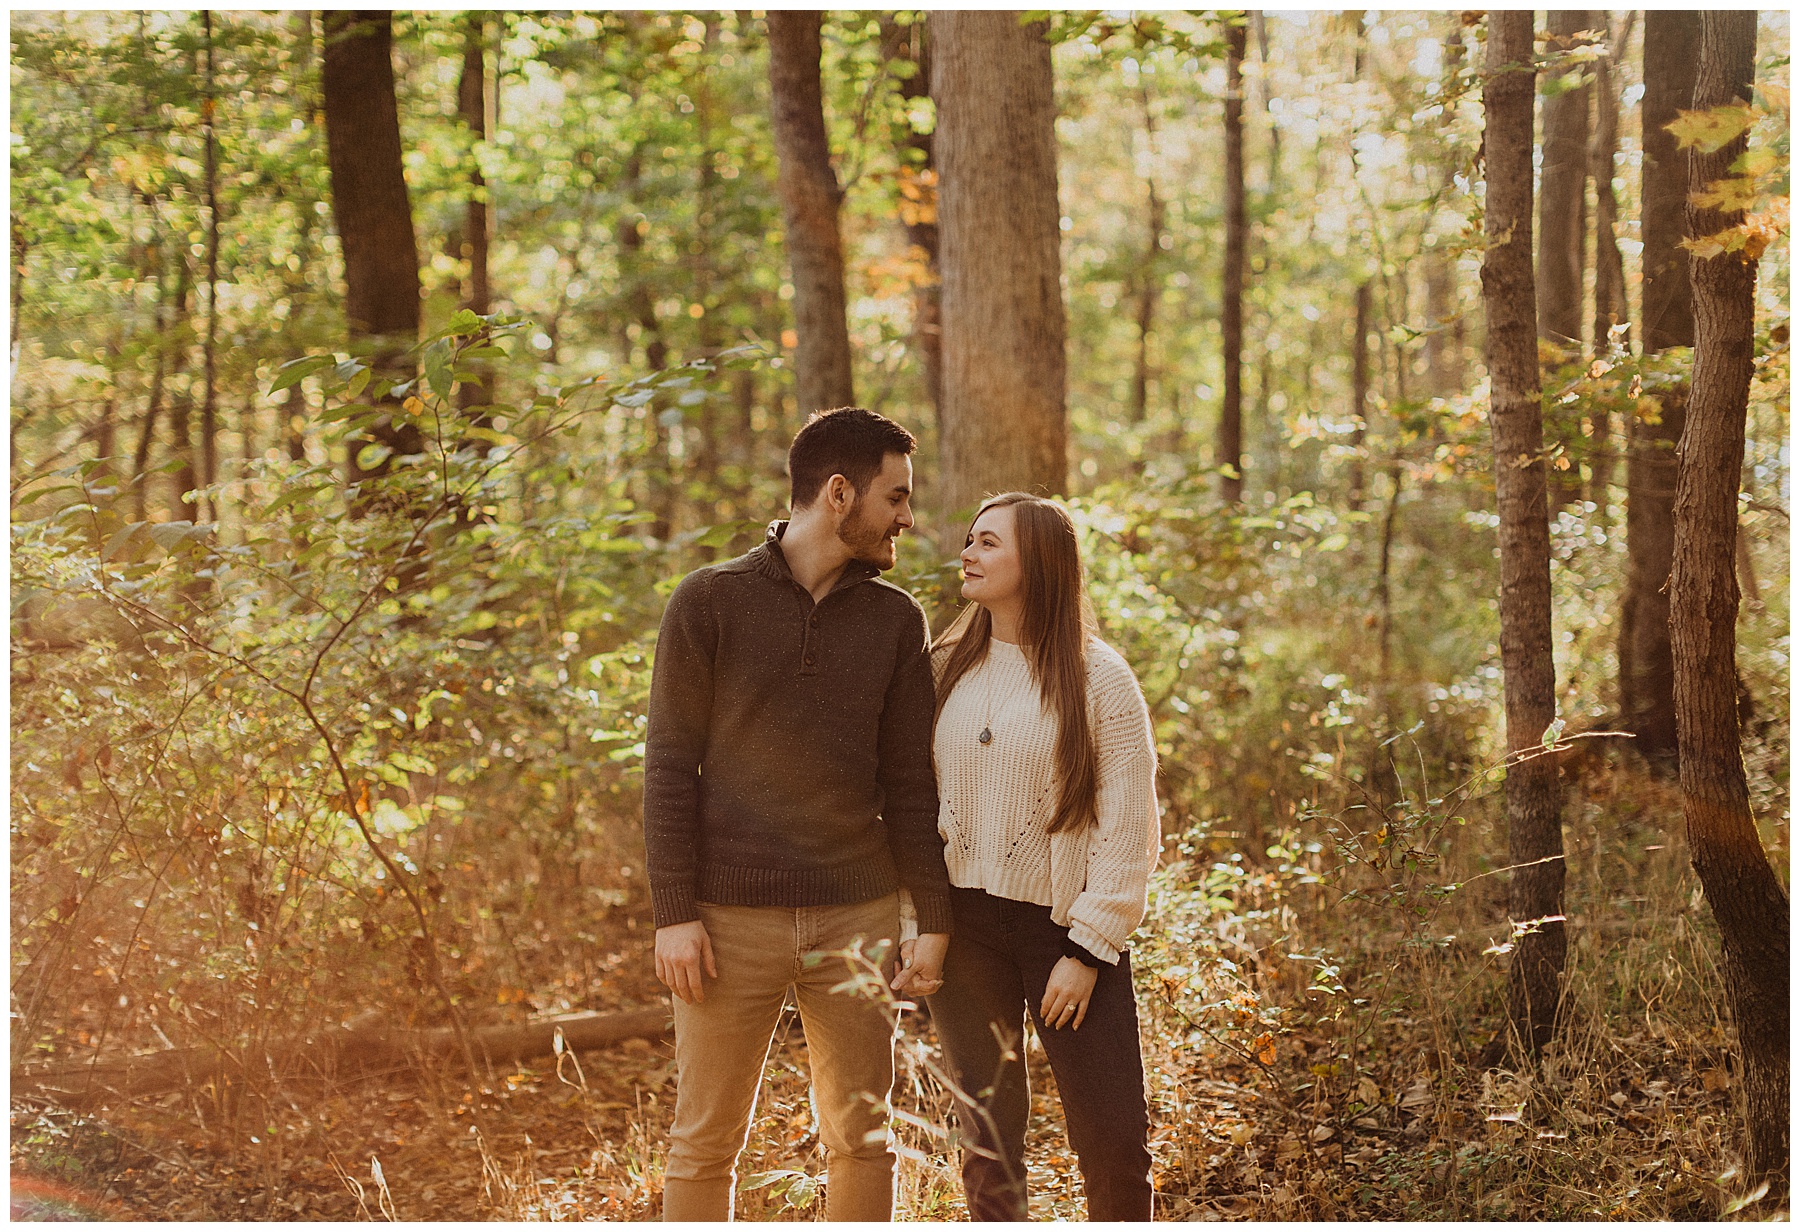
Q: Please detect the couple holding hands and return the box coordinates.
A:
[643,408,1160,1222]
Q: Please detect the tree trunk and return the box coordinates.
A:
[767,12,855,417]
[1588,12,1634,516]
[1349,280,1371,510]
[1622,11,1701,771]
[456,12,492,422]
[1218,16,1247,504]
[200,10,221,519]
[1537,11,1594,516]
[930,10,1067,527]
[880,16,941,423]
[1672,12,1788,1204]
[320,10,424,485]
[1130,82,1164,429]
[12,1006,673,1108]
[1536,11,1592,354]
[1481,10,1566,1061]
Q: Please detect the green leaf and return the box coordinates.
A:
[268,354,336,395]
[101,520,148,561]
[346,366,372,400]
[447,308,482,335]
[425,341,454,398]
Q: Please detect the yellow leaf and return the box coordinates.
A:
[403,396,425,417]
[1668,101,1759,154]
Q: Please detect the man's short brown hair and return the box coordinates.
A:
[787,407,917,509]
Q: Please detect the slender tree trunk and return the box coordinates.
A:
[767,11,855,416]
[1252,11,1278,194]
[1673,13,1788,1204]
[1536,11,1592,354]
[1481,10,1565,1061]
[880,16,942,425]
[1130,82,1164,428]
[1622,11,1700,771]
[200,10,221,519]
[167,285,198,523]
[1537,11,1594,516]
[616,139,672,542]
[1588,12,1634,517]
[132,233,170,521]
[930,10,1067,527]
[285,9,318,465]
[1218,16,1247,504]
[1349,280,1371,510]
[693,17,724,498]
[320,10,424,486]
[456,12,492,424]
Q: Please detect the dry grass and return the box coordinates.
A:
[11,755,1786,1222]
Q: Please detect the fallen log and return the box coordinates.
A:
[12,1005,672,1108]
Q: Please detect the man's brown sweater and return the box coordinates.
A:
[642,523,954,935]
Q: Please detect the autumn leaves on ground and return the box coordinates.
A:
[10,8,1789,1224]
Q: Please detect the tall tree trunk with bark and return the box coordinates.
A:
[880,16,941,422]
[930,10,1067,527]
[1537,11,1594,515]
[320,10,424,486]
[1218,16,1247,504]
[1536,11,1592,354]
[767,12,855,417]
[1588,12,1634,515]
[1621,11,1701,771]
[1672,12,1788,1203]
[1481,10,1566,1061]
[456,12,492,423]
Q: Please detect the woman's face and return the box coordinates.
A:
[960,504,1024,609]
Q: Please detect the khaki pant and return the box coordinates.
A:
[662,894,901,1222]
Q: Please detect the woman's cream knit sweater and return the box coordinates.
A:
[914,634,1160,964]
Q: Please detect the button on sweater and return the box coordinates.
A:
[642,522,954,935]
[932,635,1160,964]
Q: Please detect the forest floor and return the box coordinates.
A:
[10,764,1783,1222]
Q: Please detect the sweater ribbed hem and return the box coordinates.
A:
[694,852,902,909]
[946,858,1055,910]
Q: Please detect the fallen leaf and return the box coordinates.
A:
[1310,1123,1336,1143]
[1701,1068,1731,1092]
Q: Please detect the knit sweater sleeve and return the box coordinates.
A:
[1065,644,1161,964]
[878,601,954,935]
[642,569,717,929]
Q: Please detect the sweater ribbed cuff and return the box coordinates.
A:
[650,884,700,930]
[1060,931,1109,968]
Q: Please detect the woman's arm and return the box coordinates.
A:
[1065,650,1160,963]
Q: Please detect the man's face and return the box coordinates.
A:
[835,453,915,570]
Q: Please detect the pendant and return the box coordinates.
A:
[979,727,992,745]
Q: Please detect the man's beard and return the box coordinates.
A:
[836,495,898,566]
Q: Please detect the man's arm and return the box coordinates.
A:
[876,602,954,937]
[642,570,717,931]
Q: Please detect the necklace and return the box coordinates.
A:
[977,653,995,746]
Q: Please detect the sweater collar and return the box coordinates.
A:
[752,520,881,591]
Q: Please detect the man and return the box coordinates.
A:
[643,407,954,1221]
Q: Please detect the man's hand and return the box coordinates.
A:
[655,920,717,1005]
[1040,955,1099,1030]
[891,932,950,996]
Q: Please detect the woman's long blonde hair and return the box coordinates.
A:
[935,493,1098,834]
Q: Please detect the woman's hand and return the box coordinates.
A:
[1040,955,1099,1030]
[892,932,950,996]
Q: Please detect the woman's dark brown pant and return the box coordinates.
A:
[928,886,1153,1221]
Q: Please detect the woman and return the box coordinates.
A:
[925,492,1161,1222]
